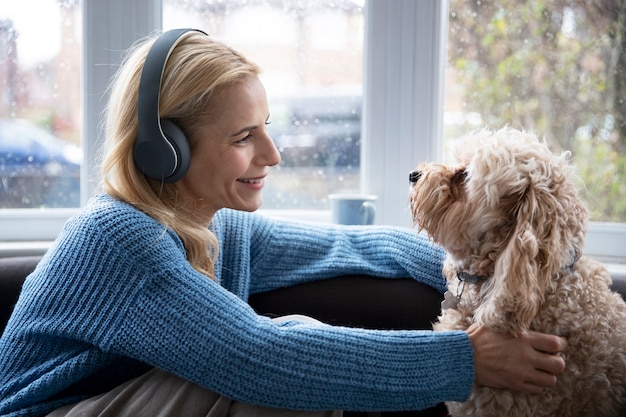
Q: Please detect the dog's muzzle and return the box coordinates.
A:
[409,170,422,185]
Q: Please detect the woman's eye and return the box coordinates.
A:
[236,134,252,145]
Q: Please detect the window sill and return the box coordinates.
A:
[258,209,331,223]
[0,241,53,257]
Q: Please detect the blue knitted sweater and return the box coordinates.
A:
[0,194,473,416]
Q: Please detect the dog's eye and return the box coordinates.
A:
[450,170,468,199]
[453,170,468,183]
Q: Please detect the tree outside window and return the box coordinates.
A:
[446,0,626,222]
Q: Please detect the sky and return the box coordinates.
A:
[1,0,62,67]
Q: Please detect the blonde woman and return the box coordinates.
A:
[0,30,567,417]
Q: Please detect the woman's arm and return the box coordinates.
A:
[212,209,447,295]
[107,259,474,412]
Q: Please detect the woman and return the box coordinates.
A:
[0,30,566,417]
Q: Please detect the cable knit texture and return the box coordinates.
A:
[0,194,473,416]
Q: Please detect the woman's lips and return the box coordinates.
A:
[237,176,266,189]
[238,178,263,184]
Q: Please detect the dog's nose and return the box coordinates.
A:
[409,170,421,185]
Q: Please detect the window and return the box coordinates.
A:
[0,0,624,268]
[445,0,626,263]
[0,1,81,209]
[163,0,364,211]
[446,0,626,223]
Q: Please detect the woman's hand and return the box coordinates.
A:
[467,323,568,394]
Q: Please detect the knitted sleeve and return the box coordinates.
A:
[212,209,447,295]
[108,257,474,412]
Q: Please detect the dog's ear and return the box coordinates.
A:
[476,188,547,334]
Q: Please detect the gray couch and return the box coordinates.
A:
[2,255,625,416]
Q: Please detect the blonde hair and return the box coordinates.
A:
[101,31,260,278]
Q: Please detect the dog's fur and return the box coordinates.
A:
[408,127,626,416]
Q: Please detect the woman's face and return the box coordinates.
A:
[176,76,281,222]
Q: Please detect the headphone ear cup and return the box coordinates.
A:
[133,118,190,182]
[159,118,190,183]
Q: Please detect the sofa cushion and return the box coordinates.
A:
[0,255,41,332]
[249,275,443,330]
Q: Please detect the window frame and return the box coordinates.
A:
[1,0,624,269]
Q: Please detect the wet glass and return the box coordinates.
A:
[0,0,82,208]
[163,0,364,210]
[445,0,626,222]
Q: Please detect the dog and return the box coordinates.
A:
[408,127,626,416]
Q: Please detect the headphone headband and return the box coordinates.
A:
[134,28,208,182]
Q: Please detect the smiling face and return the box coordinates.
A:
[175,76,281,223]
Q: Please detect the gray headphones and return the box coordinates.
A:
[133,28,207,182]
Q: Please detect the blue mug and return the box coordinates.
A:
[329,194,378,225]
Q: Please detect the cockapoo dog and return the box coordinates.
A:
[408,128,626,416]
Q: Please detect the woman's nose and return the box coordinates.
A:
[409,170,422,185]
[261,133,281,167]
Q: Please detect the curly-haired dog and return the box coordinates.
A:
[408,128,626,416]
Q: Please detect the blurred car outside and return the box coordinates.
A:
[267,88,483,169]
[267,87,362,168]
[0,118,81,208]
